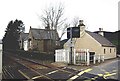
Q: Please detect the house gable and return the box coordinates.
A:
[64,31,116,55]
[73,32,102,54]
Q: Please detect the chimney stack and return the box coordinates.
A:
[78,20,85,26]
[98,28,104,36]
[99,28,103,31]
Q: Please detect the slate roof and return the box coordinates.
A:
[86,31,115,47]
[21,33,29,41]
[30,28,59,40]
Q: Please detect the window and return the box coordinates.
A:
[104,49,106,54]
[110,49,111,53]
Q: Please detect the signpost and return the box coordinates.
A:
[67,27,80,64]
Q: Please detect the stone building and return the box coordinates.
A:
[64,20,116,59]
[28,27,60,54]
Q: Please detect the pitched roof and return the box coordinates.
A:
[30,28,59,40]
[21,33,29,41]
[86,31,115,47]
[60,39,69,49]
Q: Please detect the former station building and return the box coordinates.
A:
[63,20,116,60]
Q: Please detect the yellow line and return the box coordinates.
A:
[18,70,30,79]
[103,73,117,79]
[98,74,103,77]
[84,80,92,81]
[70,75,79,80]
[78,69,92,76]
[98,72,117,79]
[67,68,92,81]
[91,76,98,80]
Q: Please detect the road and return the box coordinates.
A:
[87,59,119,80]
[2,53,120,81]
[67,58,120,81]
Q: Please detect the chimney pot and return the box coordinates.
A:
[78,20,85,26]
[99,28,103,31]
[98,28,104,36]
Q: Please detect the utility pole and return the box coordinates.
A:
[70,27,73,64]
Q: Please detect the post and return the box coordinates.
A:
[55,50,57,62]
[93,55,96,64]
[84,49,86,62]
[102,55,104,62]
[87,49,90,66]
[0,43,2,79]
[98,54,101,63]
[73,49,76,64]
[69,27,73,64]
[67,50,70,63]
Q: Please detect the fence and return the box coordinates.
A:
[73,49,90,65]
[55,49,69,63]
[55,49,104,65]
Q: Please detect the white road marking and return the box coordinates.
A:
[18,70,30,79]
[47,70,58,75]
[32,76,42,79]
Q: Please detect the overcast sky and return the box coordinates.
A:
[0,0,119,39]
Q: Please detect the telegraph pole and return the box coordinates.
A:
[70,27,73,64]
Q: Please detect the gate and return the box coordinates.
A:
[73,49,90,65]
[55,49,69,63]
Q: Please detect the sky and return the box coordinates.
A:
[0,0,119,39]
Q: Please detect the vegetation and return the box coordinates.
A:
[2,19,25,51]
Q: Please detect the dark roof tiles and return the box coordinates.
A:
[86,31,115,47]
[20,33,29,41]
[30,28,59,40]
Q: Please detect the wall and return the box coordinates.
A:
[64,32,116,59]
[64,32,102,55]
[102,47,116,59]
[37,40,44,52]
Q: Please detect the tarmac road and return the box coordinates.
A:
[67,58,119,81]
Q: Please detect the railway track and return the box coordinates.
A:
[3,51,111,81]
[3,52,79,80]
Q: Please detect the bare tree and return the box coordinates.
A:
[60,23,70,40]
[72,16,79,27]
[40,4,66,31]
